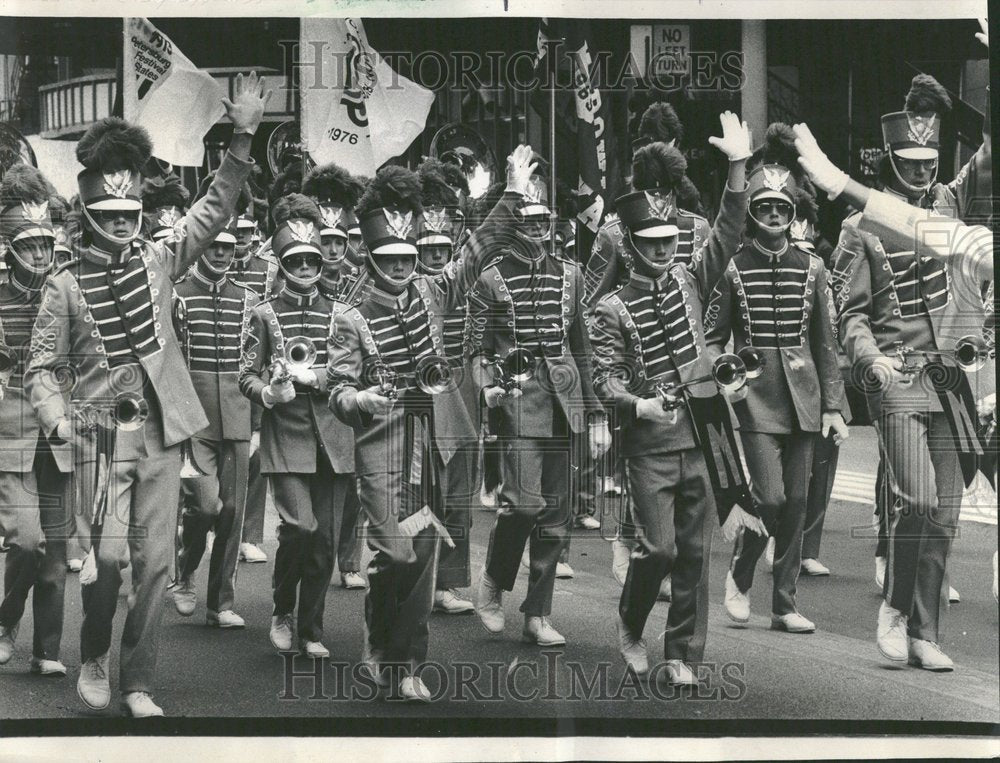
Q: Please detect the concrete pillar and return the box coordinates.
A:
[741,20,768,144]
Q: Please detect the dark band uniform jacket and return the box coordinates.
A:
[588,181,748,457]
[703,240,846,434]
[25,150,254,460]
[326,194,515,475]
[239,283,354,476]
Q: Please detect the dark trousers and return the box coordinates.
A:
[0,444,69,661]
[178,438,250,613]
[731,431,816,617]
[338,484,363,574]
[802,435,840,560]
[358,466,441,665]
[485,436,571,617]
[874,456,894,559]
[619,448,713,662]
[269,448,350,643]
[879,411,962,641]
[437,440,475,590]
[241,447,266,546]
[77,429,181,693]
[482,432,502,493]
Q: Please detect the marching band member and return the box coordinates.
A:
[0,165,72,676]
[24,72,267,717]
[588,111,752,681]
[229,201,277,567]
[327,156,512,701]
[416,158,477,615]
[172,215,258,630]
[705,123,848,636]
[141,174,189,249]
[239,194,355,659]
[302,163,368,590]
[804,77,993,672]
[467,152,612,649]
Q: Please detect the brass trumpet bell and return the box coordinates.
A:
[284,336,317,374]
[954,335,993,373]
[737,346,766,379]
[180,440,208,479]
[712,353,748,395]
[111,392,149,432]
[500,347,536,386]
[414,354,454,395]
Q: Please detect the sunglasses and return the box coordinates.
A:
[751,201,793,216]
[283,253,321,269]
[92,209,140,224]
[895,157,938,172]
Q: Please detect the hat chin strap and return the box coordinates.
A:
[10,248,54,277]
[368,255,415,292]
[748,204,795,236]
[198,254,230,277]
[280,265,322,290]
[626,232,669,276]
[83,205,142,250]
[234,243,253,261]
[889,154,937,196]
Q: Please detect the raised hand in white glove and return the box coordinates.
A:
[505,144,540,196]
[708,110,753,161]
[792,123,850,200]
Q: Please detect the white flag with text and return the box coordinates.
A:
[123,18,225,167]
[301,18,435,176]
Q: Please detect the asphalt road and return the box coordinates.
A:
[1,429,997,725]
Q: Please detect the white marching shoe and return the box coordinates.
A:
[434,588,475,614]
[616,617,648,676]
[770,612,816,633]
[723,571,750,624]
[30,657,67,676]
[239,543,268,563]
[555,561,575,579]
[947,586,961,603]
[907,638,954,672]
[0,623,17,664]
[476,569,505,633]
[763,537,775,572]
[207,610,246,629]
[665,659,698,687]
[77,652,111,710]
[269,614,295,652]
[800,558,830,576]
[121,691,164,717]
[522,616,566,647]
[876,600,908,662]
[399,675,432,702]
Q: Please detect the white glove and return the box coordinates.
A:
[708,110,753,161]
[792,123,850,200]
[289,367,318,388]
[263,379,295,405]
[869,355,906,389]
[484,385,522,409]
[635,397,677,424]
[249,431,260,456]
[357,388,394,415]
[589,421,612,459]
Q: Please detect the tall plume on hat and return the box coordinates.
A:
[418,157,469,200]
[904,74,952,116]
[791,185,818,224]
[302,164,365,209]
[356,165,423,217]
[638,102,684,144]
[76,117,152,174]
[272,192,323,228]
[417,160,460,208]
[142,174,190,209]
[747,122,803,177]
[1,164,53,206]
[630,142,703,214]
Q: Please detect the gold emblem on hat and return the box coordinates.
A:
[321,205,344,230]
[762,166,791,192]
[423,207,449,233]
[158,207,181,227]
[643,190,675,220]
[21,200,49,223]
[383,208,413,240]
[907,114,936,146]
[288,220,316,243]
[789,219,809,241]
[103,170,134,199]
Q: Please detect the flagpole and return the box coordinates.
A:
[548,33,557,255]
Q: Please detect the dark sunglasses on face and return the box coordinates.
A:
[895,157,938,173]
[92,209,140,224]
[752,201,793,217]
[283,253,321,269]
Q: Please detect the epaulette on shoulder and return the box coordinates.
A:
[599,215,622,233]
[676,206,708,223]
[51,258,78,277]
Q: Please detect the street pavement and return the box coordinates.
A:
[0,428,997,724]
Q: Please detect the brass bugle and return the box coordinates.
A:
[414,354,454,395]
[179,439,208,479]
[372,360,399,400]
[737,346,766,379]
[489,346,536,392]
[654,352,751,411]
[954,335,994,373]
[284,336,317,374]
[111,391,149,432]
